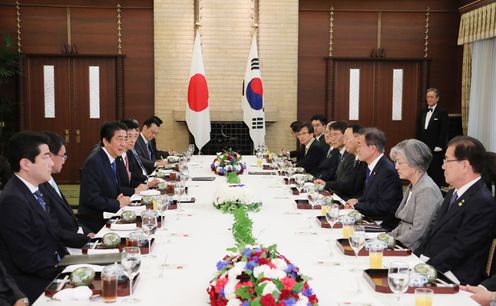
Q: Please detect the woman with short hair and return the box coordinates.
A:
[389,139,443,250]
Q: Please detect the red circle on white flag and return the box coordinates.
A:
[188,74,209,112]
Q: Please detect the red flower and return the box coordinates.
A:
[280,277,296,291]
[215,276,228,293]
[261,294,276,306]
[279,289,292,300]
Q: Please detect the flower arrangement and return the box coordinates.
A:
[213,184,262,213]
[211,151,246,176]
[207,244,319,306]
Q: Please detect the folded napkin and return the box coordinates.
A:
[122,205,146,213]
[140,189,160,196]
[129,194,143,202]
[87,248,120,255]
[53,286,93,301]
[62,264,104,274]
[110,223,137,231]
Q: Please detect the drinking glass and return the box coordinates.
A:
[387,261,410,303]
[295,174,306,194]
[101,265,118,303]
[126,231,140,247]
[306,184,319,209]
[325,204,340,229]
[256,151,263,168]
[348,225,365,271]
[157,195,172,231]
[121,247,141,303]
[286,165,295,183]
[141,210,157,257]
[415,288,433,306]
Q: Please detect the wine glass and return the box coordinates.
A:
[157,195,172,231]
[306,184,319,209]
[348,225,365,271]
[325,203,340,230]
[388,261,410,303]
[121,247,141,303]
[295,174,306,194]
[141,210,157,257]
[180,167,190,185]
[174,182,186,215]
[286,163,295,182]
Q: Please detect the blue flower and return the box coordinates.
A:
[302,287,313,297]
[242,248,251,257]
[216,260,228,271]
[242,302,249,306]
[285,263,297,273]
[284,298,296,305]
[252,256,259,263]
[220,288,225,298]
[245,261,255,271]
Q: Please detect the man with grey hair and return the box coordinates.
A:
[388,139,443,250]
[345,127,403,231]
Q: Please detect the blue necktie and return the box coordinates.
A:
[111,161,118,184]
[448,191,458,210]
[33,190,48,212]
[147,142,153,160]
[365,167,371,185]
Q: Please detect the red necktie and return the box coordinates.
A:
[125,155,131,180]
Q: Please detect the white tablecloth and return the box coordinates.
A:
[34,155,478,306]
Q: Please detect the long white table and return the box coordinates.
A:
[34,155,478,306]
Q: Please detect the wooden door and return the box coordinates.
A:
[23,56,117,182]
[330,59,422,153]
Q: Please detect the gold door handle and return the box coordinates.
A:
[76,129,81,143]
[64,129,70,143]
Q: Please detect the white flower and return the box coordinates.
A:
[228,261,246,279]
[224,278,239,300]
[226,299,242,306]
[213,184,260,206]
[271,258,288,271]
[260,280,279,295]
[253,264,286,280]
[295,295,309,306]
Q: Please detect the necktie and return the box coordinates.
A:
[326,148,332,159]
[147,142,154,160]
[365,167,371,185]
[125,155,131,180]
[33,190,48,212]
[50,179,62,198]
[448,191,458,210]
[132,149,148,176]
[111,161,118,184]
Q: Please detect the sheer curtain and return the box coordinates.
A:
[467,38,496,151]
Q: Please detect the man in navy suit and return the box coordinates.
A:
[295,123,327,176]
[39,131,94,249]
[79,122,132,232]
[415,136,496,285]
[310,114,329,150]
[345,128,403,231]
[315,121,347,181]
[0,132,68,303]
[134,116,168,174]
[416,88,449,187]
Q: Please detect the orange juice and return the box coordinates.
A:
[415,296,432,306]
[369,251,383,268]
[321,205,327,216]
[257,159,263,168]
[342,225,354,239]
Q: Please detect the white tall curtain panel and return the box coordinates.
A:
[468,38,496,151]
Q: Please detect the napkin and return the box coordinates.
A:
[53,286,93,301]
[130,194,143,202]
[87,248,120,255]
[62,264,103,274]
[140,189,160,196]
[110,223,137,231]
[122,205,146,213]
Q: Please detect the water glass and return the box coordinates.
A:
[141,210,157,257]
[387,261,410,303]
[121,247,141,303]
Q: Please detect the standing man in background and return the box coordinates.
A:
[417,88,449,187]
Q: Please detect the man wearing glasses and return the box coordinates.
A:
[415,136,496,285]
[295,123,327,176]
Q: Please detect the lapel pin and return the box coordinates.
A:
[458,200,464,207]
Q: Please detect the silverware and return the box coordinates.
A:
[158,254,169,278]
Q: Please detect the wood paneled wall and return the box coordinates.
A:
[0,0,154,124]
[298,0,463,127]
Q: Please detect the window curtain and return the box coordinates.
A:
[467,38,496,151]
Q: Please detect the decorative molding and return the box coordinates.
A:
[424,7,430,58]
[117,3,122,54]
[16,0,21,53]
[377,11,382,49]
[329,6,334,56]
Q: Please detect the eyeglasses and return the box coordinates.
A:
[56,154,68,161]
[297,131,309,136]
[443,158,460,164]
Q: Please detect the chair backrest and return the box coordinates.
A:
[486,238,496,277]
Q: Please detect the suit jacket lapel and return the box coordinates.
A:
[364,156,384,192]
[98,148,119,194]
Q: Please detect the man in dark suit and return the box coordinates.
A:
[315,121,347,181]
[0,261,28,306]
[415,136,496,285]
[79,122,132,232]
[345,128,403,231]
[295,123,327,176]
[310,114,329,150]
[39,132,93,249]
[134,116,169,174]
[416,88,449,187]
[285,121,304,161]
[316,124,366,200]
[0,132,68,303]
